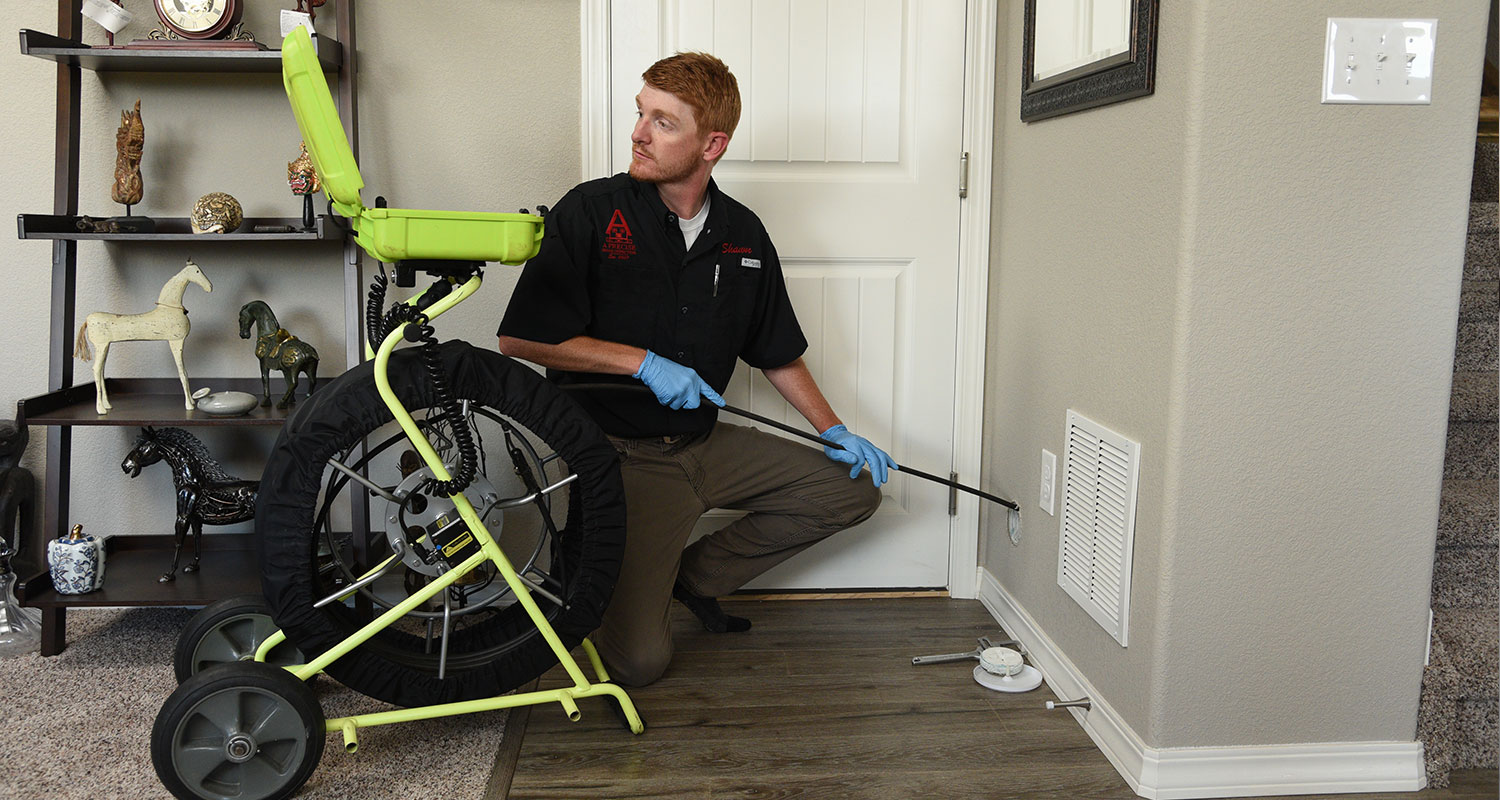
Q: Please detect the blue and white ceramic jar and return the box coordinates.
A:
[47,524,105,595]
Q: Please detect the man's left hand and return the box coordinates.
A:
[819,424,898,487]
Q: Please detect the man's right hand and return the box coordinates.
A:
[634,350,726,410]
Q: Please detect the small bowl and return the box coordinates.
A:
[192,388,258,417]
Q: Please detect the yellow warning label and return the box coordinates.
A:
[442,531,474,557]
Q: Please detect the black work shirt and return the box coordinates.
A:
[497,174,807,438]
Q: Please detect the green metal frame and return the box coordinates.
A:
[253,272,643,750]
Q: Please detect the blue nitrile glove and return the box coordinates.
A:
[819,424,898,487]
[633,350,726,410]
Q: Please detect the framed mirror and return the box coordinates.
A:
[1021,0,1160,122]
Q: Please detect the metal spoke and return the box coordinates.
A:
[513,571,564,607]
[303,400,582,677]
[436,587,454,679]
[525,566,563,590]
[313,545,404,609]
[325,456,401,503]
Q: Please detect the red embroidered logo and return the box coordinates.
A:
[721,243,752,255]
[602,209,636,259]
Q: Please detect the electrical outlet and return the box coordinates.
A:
[1322,18,1436,105]
[1040,449,1057,516]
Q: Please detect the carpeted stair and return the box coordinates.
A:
[1418,138,1499,788]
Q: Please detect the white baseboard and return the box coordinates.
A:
[975,569,1427,799]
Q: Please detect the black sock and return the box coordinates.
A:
[673,579,751,633]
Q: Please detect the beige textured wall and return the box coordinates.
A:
[984,1,1488,749]
[983,0,1188,746]
[0,2,578,541]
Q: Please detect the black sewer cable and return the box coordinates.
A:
[557,383,1020,512]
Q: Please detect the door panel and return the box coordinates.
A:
[610,0,966,589]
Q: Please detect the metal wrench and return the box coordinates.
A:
[911,636,1020,666]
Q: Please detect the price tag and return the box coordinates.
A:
[280,10,315,40]
[81,0,133,35]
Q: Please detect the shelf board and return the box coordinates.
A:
[19,377,321,427]
[17,214,345,242]
[18,29,342,73]
[17,533,259,608]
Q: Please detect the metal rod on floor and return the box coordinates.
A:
[557,383,1021,512]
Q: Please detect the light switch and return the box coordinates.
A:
[1040,449,1056,516]
[1322,18,1436,105]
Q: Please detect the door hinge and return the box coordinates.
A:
[948,472,959,516]
[958,152,970,198]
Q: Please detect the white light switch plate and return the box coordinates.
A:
[1323,18,1436,105]
[1040,449,1056,516]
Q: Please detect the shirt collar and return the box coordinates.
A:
[631,176,729,235]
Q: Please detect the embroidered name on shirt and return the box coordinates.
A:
[721,243,752,255]
[602,209,637,259]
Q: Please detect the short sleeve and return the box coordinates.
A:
[738,236,808,369]
[497,191,594,344]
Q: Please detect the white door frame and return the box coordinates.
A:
[578,0,997,599]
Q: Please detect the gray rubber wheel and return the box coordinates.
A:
[151,662,325,800]
[174,595,307,683]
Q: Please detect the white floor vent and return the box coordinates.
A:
[1056,410,1141,646]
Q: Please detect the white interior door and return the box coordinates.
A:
[609,0,967,589]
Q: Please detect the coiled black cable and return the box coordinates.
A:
[364,269,478,498]
[413,318,477,497]
[365,269,396,347]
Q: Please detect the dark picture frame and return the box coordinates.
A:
[1021,0,1160,122]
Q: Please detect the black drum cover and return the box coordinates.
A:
[256,341,625,706]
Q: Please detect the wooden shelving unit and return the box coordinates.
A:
[15,534,261,607]
[17,214,344,241]
[16,3,364,656]
[19,28,343,73]
[18,378,304,427]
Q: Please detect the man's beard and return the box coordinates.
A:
[629,148,698,184]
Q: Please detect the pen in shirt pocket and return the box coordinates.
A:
[713,264,720,297]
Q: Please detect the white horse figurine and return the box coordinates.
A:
[74,260,213,414]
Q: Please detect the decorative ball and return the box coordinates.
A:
[190,191,244,234]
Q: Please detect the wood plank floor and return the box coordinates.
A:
[505,598,1498,800]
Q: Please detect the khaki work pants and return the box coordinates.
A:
[591,421,883,686]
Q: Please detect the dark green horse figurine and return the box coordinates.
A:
[238,300,319,409]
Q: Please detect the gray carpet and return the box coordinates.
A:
[1421,138,1500,787]
[0,607,510,800]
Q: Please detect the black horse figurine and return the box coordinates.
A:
[238,300,319,409]
[121,427,258,582]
